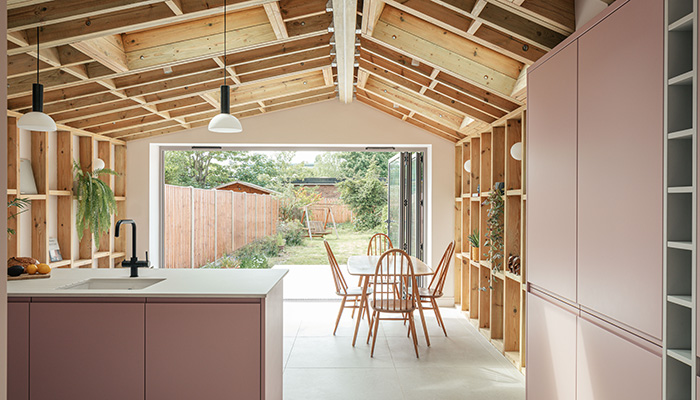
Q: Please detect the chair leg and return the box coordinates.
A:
[432,298,448,337]
[333,297,347,335]
[367,310,377,344]
[370,312,381,358]
[408,313,419,358]
[416,300,431,347]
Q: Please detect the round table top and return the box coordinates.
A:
[346,255,433,276]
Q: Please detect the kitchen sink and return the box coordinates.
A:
[59,277,165,290]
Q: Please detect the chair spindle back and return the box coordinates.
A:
[324,240,348,295]
[367,233,393,256]
[427,242,455,297]
[373,249,416,312]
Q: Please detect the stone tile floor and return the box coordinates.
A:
[282,301,525,400]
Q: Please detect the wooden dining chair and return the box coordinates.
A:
[367,232,393,256]
[412,242,455,336]
[324,240,371,335]
[368,249,421,358]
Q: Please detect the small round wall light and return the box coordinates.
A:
[463,160,471,173]
[94,158,106,171]
[510,142,523,161]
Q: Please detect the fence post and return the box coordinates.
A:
[190,187,195,269]
[235,190,236,254]
[244,194,248,245]
[263,195,267,236]
[214,190,218,262]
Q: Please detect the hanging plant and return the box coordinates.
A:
[7,198,30,235]
[74,162,118,249]
[483,188,505,273]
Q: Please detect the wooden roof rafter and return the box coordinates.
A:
[6,0,574,141]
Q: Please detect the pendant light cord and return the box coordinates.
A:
[223,0,227,86]
[36,26,40,85]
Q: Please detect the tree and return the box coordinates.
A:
[338,161,387,231]
[163,150,309,190]
[337,152,395,179]
[163,151,238,189]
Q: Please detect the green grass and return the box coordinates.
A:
[269,224,378,265]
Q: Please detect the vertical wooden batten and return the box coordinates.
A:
[454,108,527,372]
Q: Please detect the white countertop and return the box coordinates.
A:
[7,268,288,298]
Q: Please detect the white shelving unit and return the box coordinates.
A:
[664,0,697,398]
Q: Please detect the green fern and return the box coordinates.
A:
[7,197,30,235]
[74,162,118,249]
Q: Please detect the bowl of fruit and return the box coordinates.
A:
[7,257,51,280]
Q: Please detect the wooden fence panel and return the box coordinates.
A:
[164,185,192,268]
[233,192,246,252]
[192,188,216,268]
[246,194,256,244]
[216,190,232,258]
[164,185,281,268]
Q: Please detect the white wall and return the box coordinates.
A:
[125,100,457,303]
[576,0,609,29]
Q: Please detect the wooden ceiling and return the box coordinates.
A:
[5,0,575,142]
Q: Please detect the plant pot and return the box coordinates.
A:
[471,246,478,261]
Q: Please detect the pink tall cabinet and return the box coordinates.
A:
[527,0,665,398]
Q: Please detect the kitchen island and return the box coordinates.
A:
[7,268,287,400]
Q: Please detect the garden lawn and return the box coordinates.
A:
[269,225,376,266]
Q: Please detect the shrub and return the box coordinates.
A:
[338,162,387,231]
[278,221,305,246]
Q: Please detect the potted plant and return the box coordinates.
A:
[74,162,118,249]
[467,229,479,261]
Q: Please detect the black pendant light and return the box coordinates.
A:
[208,0,242,133]
[18,27,57,132]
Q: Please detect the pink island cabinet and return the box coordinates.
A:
[7,279,284,400]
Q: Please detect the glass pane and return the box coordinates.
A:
[410,154,417,257]
[388,155,401,247]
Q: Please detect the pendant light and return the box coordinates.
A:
[208,0,242,133]
[18,27,57,132]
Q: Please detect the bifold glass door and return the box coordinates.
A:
[387,152,425,260]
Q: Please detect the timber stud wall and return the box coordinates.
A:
[6,113,127,269]
[453,107,527,373]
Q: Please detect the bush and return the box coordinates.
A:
[278,221,305,247]
[202,236,282,269]
[338,163,387,231]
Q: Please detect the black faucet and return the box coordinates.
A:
[115,219,150,277]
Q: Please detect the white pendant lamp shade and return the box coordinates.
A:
[19,28,56,133]
[510,142,523,161]
[93,158,106,171]
[463,160,471,173]
[208,85,242,133]
[208,0,242,133]
[209,113,242,133]
[18,83,56,132]
[18,110,56,132]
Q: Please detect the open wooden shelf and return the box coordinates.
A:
[454,110,526,373]
[6,115,128,269]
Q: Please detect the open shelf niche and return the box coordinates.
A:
[6,112,127,269]
[454,107,527,372]
[664,0,697,397]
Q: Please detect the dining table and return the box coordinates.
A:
[346,254,434,347]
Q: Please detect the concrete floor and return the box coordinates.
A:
[282,301,525,400]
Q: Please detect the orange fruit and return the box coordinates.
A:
[25,264,38,275]
[37,264,51,275]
